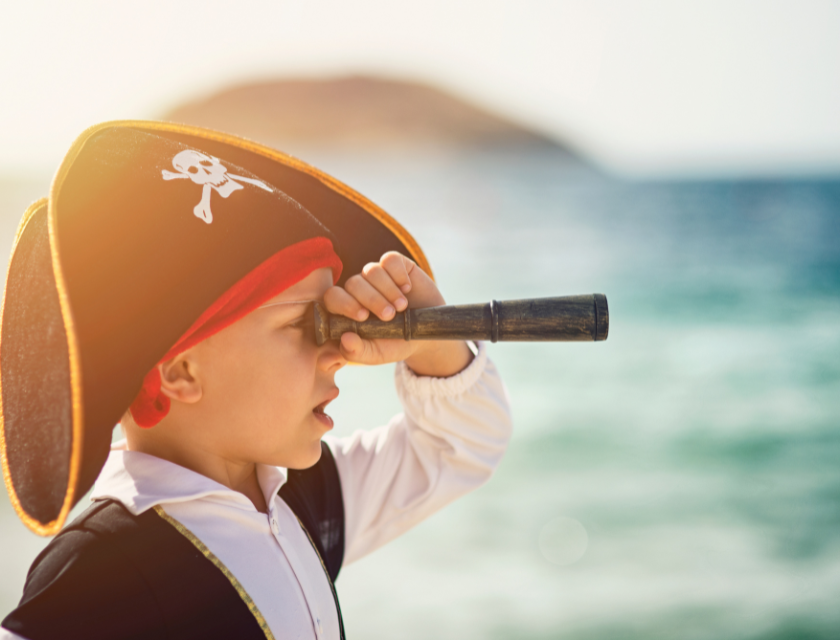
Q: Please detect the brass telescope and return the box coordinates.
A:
[313,294,609,345]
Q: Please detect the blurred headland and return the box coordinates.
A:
[162,76,587,163]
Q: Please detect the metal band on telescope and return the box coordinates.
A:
[490,300,500,343]
[404,308,412,340]
[593,297,599,341]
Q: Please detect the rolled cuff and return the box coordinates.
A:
[394,341,487,401]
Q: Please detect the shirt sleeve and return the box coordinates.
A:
[324,341,513,565]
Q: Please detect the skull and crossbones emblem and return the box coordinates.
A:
[162,150,272,224]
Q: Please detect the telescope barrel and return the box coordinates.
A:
[313,294,608,346]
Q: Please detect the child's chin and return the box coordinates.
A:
[281,441,325,471]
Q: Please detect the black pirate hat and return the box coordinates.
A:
[0,120,431,535]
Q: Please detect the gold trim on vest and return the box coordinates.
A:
[153,505,276,640]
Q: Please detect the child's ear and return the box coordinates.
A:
[158,353,202,404]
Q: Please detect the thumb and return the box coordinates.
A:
[340,333,410,365]
[339,332,376,364]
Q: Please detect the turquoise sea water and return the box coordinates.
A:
[1,151,839,638]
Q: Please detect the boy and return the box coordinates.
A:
[0,121,512,639]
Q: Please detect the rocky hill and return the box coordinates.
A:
[163,76,577,155]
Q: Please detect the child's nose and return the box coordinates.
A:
[317,339,347,372]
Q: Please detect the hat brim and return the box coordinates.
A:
[1,121,432,535]
[1,199,81,535]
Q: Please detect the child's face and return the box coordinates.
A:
[185,267,345,470]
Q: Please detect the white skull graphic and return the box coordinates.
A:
[171,151,230,188]
[162,150,272,224]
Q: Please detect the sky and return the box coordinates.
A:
[1,0,839,176]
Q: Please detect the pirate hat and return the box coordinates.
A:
[0,120,431,536]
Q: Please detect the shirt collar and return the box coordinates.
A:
[91,439,288,515]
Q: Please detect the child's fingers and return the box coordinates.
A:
[323,286,370,322]
[361,262,408,312]
[344,273,399,321]
[380,252,413,294]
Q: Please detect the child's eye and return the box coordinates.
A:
[286,316,313,331]
[287,316,316,343]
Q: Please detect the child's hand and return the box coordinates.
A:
[323,252,473,377]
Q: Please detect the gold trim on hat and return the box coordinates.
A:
[153,505,276,640]
[38,145,91,537]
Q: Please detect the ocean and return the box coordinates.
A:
[1,149,838,639]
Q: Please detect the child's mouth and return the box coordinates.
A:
[312,400,334,428]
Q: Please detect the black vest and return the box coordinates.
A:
[2,442,345,640]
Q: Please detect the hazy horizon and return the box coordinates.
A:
[2,1,839,177]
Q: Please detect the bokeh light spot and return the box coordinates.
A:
[538,517,589,566]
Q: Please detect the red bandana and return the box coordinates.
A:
[129,237,342,427]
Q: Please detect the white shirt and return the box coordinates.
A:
[1,342,512,640]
